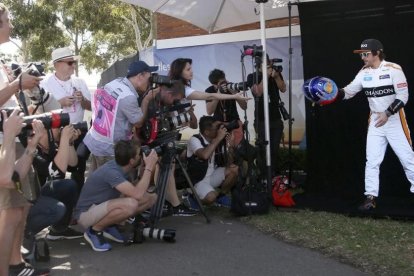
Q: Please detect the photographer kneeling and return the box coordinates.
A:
[25,124,83,247]
[74,140,158,252]
[187,116,238,207]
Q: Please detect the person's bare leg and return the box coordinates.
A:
[0,207,24,274]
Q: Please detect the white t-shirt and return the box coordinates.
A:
[41,74,91,123]
[185,85,195,98]
[187,134,215,176]
[0,66,18,144]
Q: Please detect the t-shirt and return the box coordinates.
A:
[205,85,240,122]
[247,72,282,122]
[0,65,19,144]
[73,159,129,219]
[41,74,91,123]
[187,134,215,177]
[185,86,195,98]
[83,78,142,156]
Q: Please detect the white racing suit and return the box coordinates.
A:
[343,60,414,197]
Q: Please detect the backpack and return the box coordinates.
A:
[186,134,209,184]
[231,168,270,216]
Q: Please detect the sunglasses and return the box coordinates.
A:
[59,60,77,66]
[359,52,371,58]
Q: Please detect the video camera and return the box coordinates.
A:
[243,44,263,57]
[0,108,70,133]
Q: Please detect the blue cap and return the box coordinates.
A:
[127,61,158,78]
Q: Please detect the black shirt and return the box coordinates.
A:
[205,85,240,122]
[246,72,282,121]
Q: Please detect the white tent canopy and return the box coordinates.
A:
[121,0,299,33]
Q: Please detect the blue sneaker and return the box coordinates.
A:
[187,194,201,211]
[84,227,112,252]
[103,225,125,243]
[215,194,231,208]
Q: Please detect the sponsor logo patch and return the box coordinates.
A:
[397,83,408,88]
[379,74,390,79]
[364,76,373,81]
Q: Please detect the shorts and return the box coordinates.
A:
[78,201,109,230]
[0,143,31,210]
[194,167,225,199]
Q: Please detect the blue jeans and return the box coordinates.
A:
[26,179,78,236]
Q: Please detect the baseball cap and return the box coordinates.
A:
[51,47,80,63]
[127,61,158,78]
[353,39,384,53]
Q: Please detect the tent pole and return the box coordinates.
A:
[257,0,272,193]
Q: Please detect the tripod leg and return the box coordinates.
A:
[175,156,211,223]
[150,153,174,227]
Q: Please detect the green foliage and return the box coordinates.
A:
[3,0,152,71]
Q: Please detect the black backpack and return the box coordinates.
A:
[186,134,209,184]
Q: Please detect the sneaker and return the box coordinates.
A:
[84,227,112,252]
[187,194,201,211]
[215,194,232,208]
[162,202,173,217]
[46,227,83,240]
[172,204,198,216]
[103,225,125,243]
[358,195,376,211]
[9,262,50,276]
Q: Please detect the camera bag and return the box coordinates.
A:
[186,134,209,184]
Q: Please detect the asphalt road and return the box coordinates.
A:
[42,214,367,276]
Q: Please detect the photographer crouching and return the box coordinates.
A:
[186,116,238,207]
[74,140,158,252]
[24,122,84,253]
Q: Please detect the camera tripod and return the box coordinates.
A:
[149,140,211,227]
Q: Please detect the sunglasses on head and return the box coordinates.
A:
[59,60,77,66]
[359,52,371,58]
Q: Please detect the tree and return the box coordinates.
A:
[4,0,152,72]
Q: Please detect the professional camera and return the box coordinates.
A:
[219,82,248,93]
[270,58,283,73]
[243,44,263,57]
[149,73,175,87]
[220,119,240,132]
[0,108,70,132]
[140,101,191,145]
[72,121,89,134]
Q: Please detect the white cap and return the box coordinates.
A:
[51,47,80,63]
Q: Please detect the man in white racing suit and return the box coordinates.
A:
[338,38,414,210]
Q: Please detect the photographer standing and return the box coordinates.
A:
[83,60,158,172]
[206,69,246,164]
[0,4,49,275]
[41,47,92,190]
[247,55,286,176]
